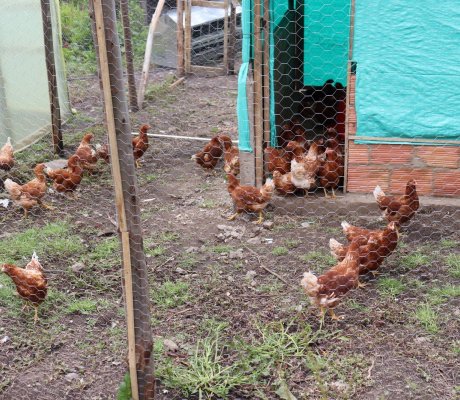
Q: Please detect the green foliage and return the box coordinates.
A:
[151,281,190,309]
[66,298,100,315]
[378,278,406,298]
[446,254,460,278]
[0,222,84,264]
[117,373,132,400]
[300,251,336,269]
[272,246,289,256]
[427,285,460,306]
[400,252,430,269]
[88,237,120,263]
[415,304,439,334]
[210,245,233,254]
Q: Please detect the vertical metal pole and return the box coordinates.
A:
[184,0,192,74]
[227,1,236,74]
[223,0,229,73]
[92,0,155,398]
[262,0,271,176]
[40,0,63,156]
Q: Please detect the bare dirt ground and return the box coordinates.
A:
[1,70,459,399]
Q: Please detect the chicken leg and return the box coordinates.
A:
[357,281,367,288]
[135,159,141,169]
[227,211,241,221]
[328,309,342,321]
[252,211,264,225]
[34,305,39,324]
[39,201,56,210]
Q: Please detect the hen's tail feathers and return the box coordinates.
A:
[4,178,21,197]
[373,185,385,201]
[191,154,197,161]
[341,221,351,232]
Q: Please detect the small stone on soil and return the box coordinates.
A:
[65,372,79,382]
[71,262,86,274]
[262,221,274,229]
[247,237,261,245]
[164,339,179,352]
[185,246,199,253]
[229,248,244,259]
[245,270,257,280]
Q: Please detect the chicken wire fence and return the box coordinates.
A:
[0,0,459,399]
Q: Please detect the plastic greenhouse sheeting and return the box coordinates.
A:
[0,0,70,151]
[354,1,460,142]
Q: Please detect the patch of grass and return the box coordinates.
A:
[400,252,430,269]
[272,246,289,256]
[284,239,301,249]
[272,222,297,232]
[378,278,406,298]
[144,75,176,102]
[300,251,336,269]
[415,303,439,334]
[88,237,119,263]
[141,174,159,184]
[210,245,233,254]
[159,232,180,243]
[427,285,460,306]
[446,254,460,278]
[156,323,250,398]
[151,281,190,309]
[66,298,99,315]
[179,254,199,269]
[0,221,84,263]
[440,239,458,249]
[200,199,217,209]
[210,127,220,134]
[258,282,283,293]
[147,246,166,257]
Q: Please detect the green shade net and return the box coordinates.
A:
[0,0,70,151]
[354,1,460,143]
[303,0,350,86]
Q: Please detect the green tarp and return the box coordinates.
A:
[354,1,460,142]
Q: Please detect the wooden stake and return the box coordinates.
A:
[176,0,185,77]
[184,0,192,74]
[223,0,229,73]
[120,0,139,112]
[137,0,166,109]
[92,0,154,398]
[253,0,264,187]
[40,0,63,157]
[227,1,236,74]
[262,0,271,175]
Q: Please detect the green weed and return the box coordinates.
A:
[415,303,439,334]
[284,239,301,249]
[210,245,233,254]
[300,251,336,269]
[440,239,458,249]
[272,246,289,256]
[446,254,460,278]
[378,278,406,298]
[427,285,460,306]
[400,252,430,269]
[151,281,190,309]
[65,298,106,315]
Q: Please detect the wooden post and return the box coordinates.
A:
[184,0,192,74]
[120,0,139,112]
[253,0,264,187]
[344,0,356,193]
[89,0,105,98]
[227,1,236,74]
[223,0,229,73]
[137,0,166,109]
[40,0,63,157]
[262,0,270,175]
[176,0,185,77]
[92,1,154,399]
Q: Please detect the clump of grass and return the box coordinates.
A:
[415,303,439,334]
[446,254,460,278]
[427,285,460,306]
[378,278,406,298]
[88,237,119,263]
[159,232,180,242]
[200,200,217,209]
[272,246,289,256]
[179,254,198,269]
[66,298,100,315]
[146,246,166,257]
[145,75,176,102]
[151,281,190,309]
[156,323,250,398]
[210,245,233,254]
[440,239,458,249]
[300,251,336,269]
[0,221,84,263]
[400,252,430,269]
[284,239,301,249]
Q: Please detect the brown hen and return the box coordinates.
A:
[46,155,84,194]
[132,124,151,168]
[0,137,14,171]
[192,135,224,170]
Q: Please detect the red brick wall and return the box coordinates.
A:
[347,142,460,197]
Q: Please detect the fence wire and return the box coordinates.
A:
[0,0,459,399]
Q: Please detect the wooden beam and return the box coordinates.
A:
[176,0,185,77]
[40,0,63,156]
[348,135,460,145]
[137,0,166,109]
[190,65,225,75]
[253,0,264,187]
[184,0,192,74]
[223,0,229,73]
[262,0,270,175]
[120,0,139,112]
[192,0,226,8]
[227,1,236,74]
[92,0,154,398]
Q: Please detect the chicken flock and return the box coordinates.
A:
[0,125,150,322]
[1,121,420,323]
[192,132,420,321]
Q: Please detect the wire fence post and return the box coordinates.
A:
[92,0,155,398]
[40,0,64,157]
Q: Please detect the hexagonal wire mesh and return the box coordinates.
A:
[0,0,459,399]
